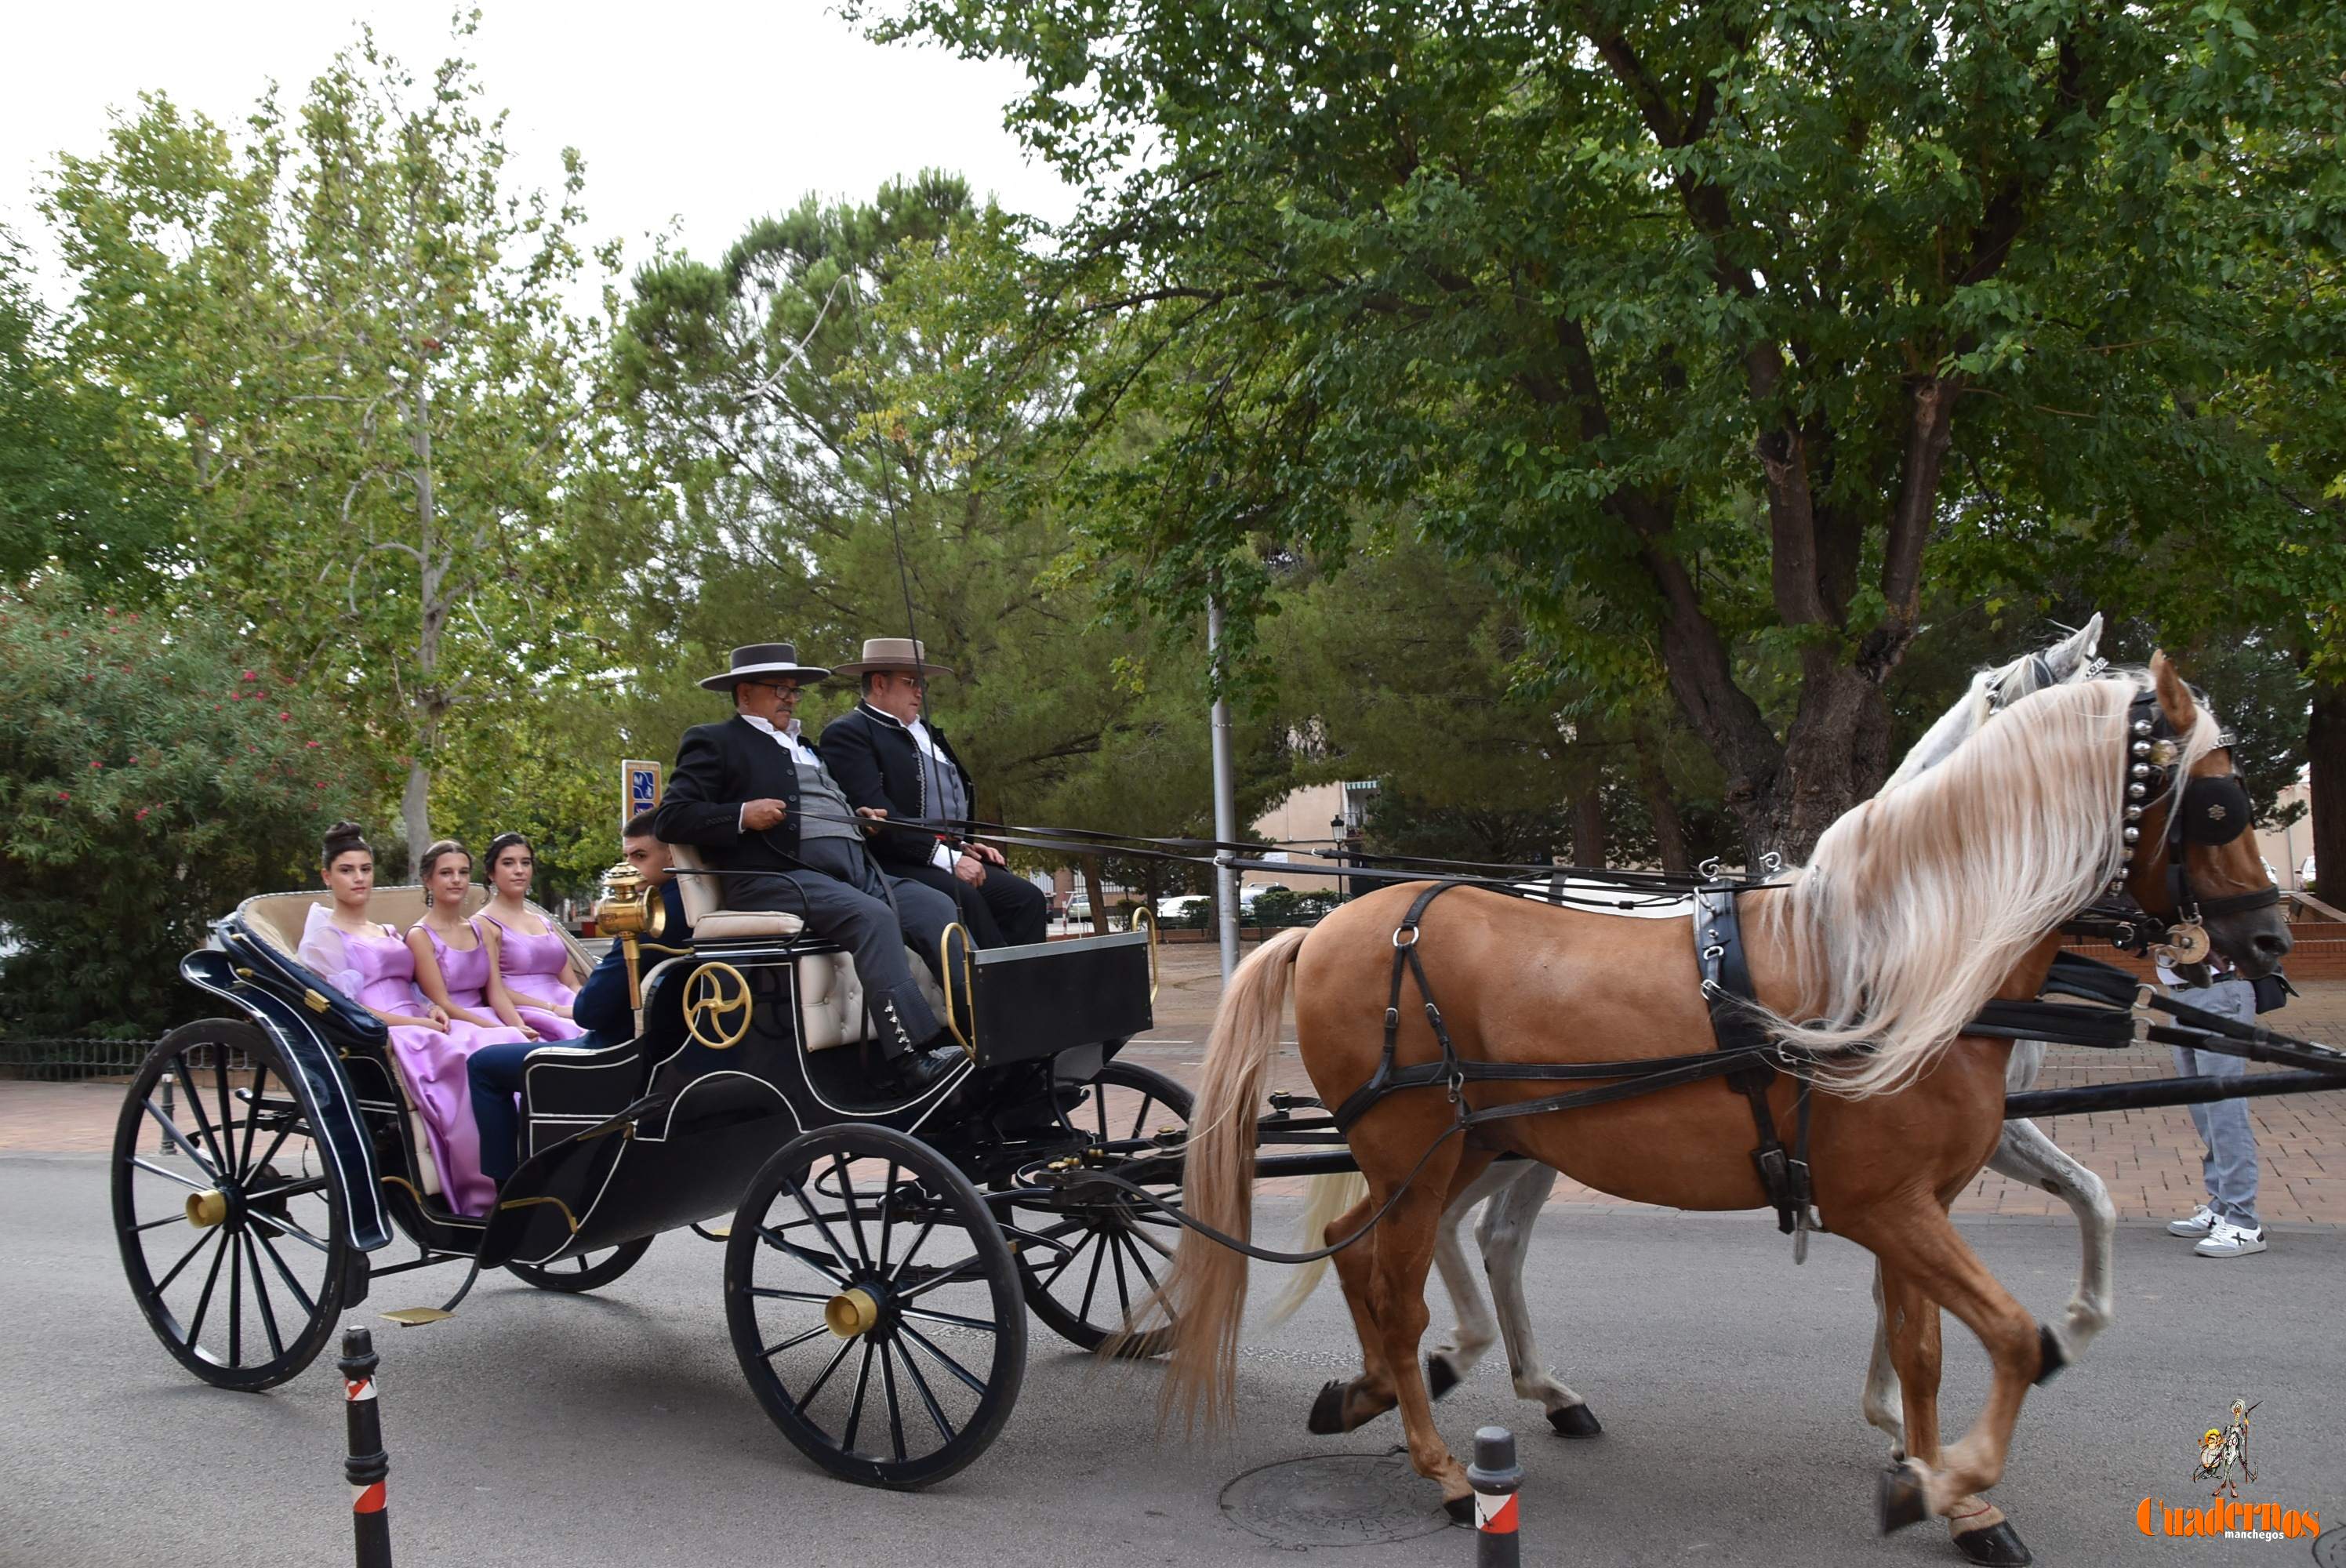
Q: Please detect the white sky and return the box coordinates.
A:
[0,1,1079,304]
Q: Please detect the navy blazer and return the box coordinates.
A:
[820,702,979,876]
[655,715,807,873]
[572,881,692,1040]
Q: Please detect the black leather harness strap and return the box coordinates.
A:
[1697,888,1820,1247]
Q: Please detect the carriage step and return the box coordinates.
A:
[380,1307,456,1327]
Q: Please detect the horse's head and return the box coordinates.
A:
[2117,652,2292,978]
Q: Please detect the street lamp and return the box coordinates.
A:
[1331,815,1348,901]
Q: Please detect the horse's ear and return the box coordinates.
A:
[2150,650,2199,733]
[2047,613,2104,678]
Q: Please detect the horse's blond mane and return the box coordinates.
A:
[1756,672,2220,1098]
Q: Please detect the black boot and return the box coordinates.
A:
[884,1041,966,1099]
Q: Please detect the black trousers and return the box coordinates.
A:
[895,858,1049,948]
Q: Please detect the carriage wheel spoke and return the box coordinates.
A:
[892,1334,958,1443]
[137,1112,216,1181]
[234,1062,271,1177]
[154,1225,221,1294]
[892,1252,983,1303]
[896,1305,1000,1334]
[797,1333,859,1411]
[878,1341,909,1461]
[833,1155,873,1269]
[882,1218,937,1287]
[242,1233,285,1362]
[898,1322,990,1396]
[170,1055,231,1174]
[1128,1093,1158,1142]
[1091,1089,1109,1144]
[1105,1221,1134,1316]
[245,1112,305,1185]
[212,1051,238,1183]
[780,1176,862,1283]
[242,1175,329,1207]
[747,1286,838,1305]
[757,1225,850,1287]
[184,1231,232,1351]
[1037,1228,1101,1294]
[841,1343,876,1454]
[256,1231,318,1316]
[259,1210,333,1254]
[1123,1218,1177,1261]
[758,1323,833,1362]
[227,1229,245,1365]
[1077,1231,1109,1323]
[875,1161,899,1274]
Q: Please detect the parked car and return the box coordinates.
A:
[1155,895,1210,920]
[1239,882,1288,909]
[1062,895,1091,923]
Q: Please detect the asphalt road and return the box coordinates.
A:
[5,1152,2341,1568]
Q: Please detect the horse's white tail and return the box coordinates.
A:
[1264,1171,1370,1327]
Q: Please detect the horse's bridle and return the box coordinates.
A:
[2101,687,2275,963]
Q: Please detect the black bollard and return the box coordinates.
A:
[1466,1425,1522,1567]
[338,1324,394,1568]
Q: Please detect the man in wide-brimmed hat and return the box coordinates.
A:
[822,637,1048,948]
[653,643,964,1096]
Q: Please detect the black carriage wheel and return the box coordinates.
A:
[1014,1060,1193,1356]
[507,1236,653,1294]
[112,1019,351,1391]
[725,1124,1026,1490]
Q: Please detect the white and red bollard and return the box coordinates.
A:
[339,1325,394,1568]
[1467,1425,1522,1567]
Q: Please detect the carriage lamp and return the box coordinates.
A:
[596,862,666,1011]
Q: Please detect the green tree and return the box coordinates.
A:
[872,0,2346,856]
[0,581,377,1036]
[0,231,181,596]
[45,23,618,873]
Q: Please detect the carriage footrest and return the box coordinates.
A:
[380,1307,456,1328]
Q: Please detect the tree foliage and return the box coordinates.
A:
[0,582,377,1036]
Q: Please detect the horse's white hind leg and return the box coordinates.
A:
[1987,1116,2115,1357]
[1425,1165,1509,1398]
[1862,1263,1907,1453]
[1476,1164,1600,1436]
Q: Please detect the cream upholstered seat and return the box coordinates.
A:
[662,845,947,1054]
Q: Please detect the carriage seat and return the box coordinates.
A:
[660,847,950,1054]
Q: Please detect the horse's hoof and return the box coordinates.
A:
[1952,1520,2032,1566]
[2033,1323,2068,1386]
[1307,1380,1349,1436]
[1547,1402,1603,1438]
[1877,1463,1930,1534]
[1426,1355,1460,1401]
[1443,1494,1476,1526]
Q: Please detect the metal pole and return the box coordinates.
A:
[339,1325,394,1568]
[1468,1425,1523,1566]
[1208,587,1241,985]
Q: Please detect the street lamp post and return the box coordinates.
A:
[1330,815,1348,900]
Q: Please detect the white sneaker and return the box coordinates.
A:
[2166,1204,2219,1238]
[2195,1220,2268,1258]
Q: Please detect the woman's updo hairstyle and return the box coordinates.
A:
[484,832,532,877]
[321,821,372,871]
[419,839,470,908]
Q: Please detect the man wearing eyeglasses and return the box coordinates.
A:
[653,643,964,1098]
[821,637,1048,949]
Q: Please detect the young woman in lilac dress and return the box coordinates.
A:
[478,833,585,1033]
[406,840,545,1040]
[295,824,525,1218]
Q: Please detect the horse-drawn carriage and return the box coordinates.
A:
[111,858,1186,1486]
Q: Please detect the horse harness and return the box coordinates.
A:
[1330,880,1832,1260]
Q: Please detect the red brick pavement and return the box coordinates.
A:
[11,946,2342,1226]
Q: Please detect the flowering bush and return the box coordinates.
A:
[0,583,376,1036]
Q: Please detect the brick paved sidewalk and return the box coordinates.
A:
[10,964,2342,1227]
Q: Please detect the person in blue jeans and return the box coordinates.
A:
[469,812,694,1186]
[2160,954,2268,1258]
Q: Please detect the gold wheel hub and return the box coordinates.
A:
[825,1287,881,1339]
[186,1189,229,1229]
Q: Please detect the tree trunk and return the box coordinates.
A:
[1571,783,1606,869]
[1632,734,1691,874]
[1081,856,1109,935]
[401,759,432,881]
[2310,674,2346,906]
[1772,658,1898,859]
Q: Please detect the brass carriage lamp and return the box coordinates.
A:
[595,862,666,1011]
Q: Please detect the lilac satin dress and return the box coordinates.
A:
[299,907,526,1218]
[425,918,580,1042]
[481,912,585,1041]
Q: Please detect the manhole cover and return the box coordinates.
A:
[1219,1449,1456,1548]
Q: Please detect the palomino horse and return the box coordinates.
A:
[1150,658,2287,1556]
[1271,622,2121,1471]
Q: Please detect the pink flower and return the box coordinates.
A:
[55,791,70,803]
[306,740,321,749]
[89,760,103,769]
[136,807,151,822]
[278,710,291,720]
[315,781,329,789]
[241,670,256,681]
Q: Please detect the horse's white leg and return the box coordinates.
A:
[1986,1116,2115,1357]
[1862,1262,1907,1453]
[1425,1165,1510,1397]
[1476,1163,1602,1436]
